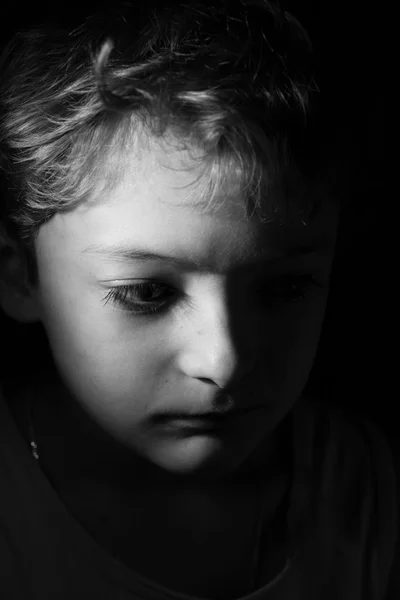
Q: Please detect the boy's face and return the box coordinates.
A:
[33,136,339,479]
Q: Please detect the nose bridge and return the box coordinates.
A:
[182,291,255,386]
[199,299,238,361]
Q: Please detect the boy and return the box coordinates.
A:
[0,1,397,598]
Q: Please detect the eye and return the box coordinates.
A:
[257,273,324,304]
[102,282,177,315]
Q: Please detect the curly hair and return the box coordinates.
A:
[0,0,333,284]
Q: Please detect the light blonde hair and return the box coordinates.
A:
[0,1,330,284]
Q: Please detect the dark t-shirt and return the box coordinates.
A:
[0,384,397,599]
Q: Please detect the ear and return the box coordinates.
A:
[0,223,41,323]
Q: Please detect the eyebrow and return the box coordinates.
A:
[82,243,318,272]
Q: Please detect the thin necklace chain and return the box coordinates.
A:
[27,391,265,593]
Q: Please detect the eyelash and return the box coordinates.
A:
[102,282,175,316]
[101,274,324,317]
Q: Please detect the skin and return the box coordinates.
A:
[24,134,340,486]
[2,133,340,594]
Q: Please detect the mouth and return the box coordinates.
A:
[152,405,263,432]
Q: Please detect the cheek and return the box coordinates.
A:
[262,295,328,393]
[38,283,172,405]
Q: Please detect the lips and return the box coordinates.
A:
[159,417,231,431]
[151,404,263,431]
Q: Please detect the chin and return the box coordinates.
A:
[147,434,254,483]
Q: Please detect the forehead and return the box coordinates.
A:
[39,132,339,268]
[114,134,251,220]
[97,126,307,220]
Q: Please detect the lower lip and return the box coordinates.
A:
[155,411,258,433]
[161,417,230,430]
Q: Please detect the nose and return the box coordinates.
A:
[177,299,258,388]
